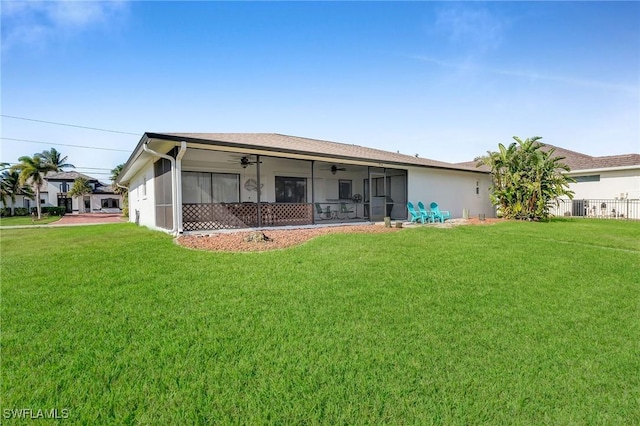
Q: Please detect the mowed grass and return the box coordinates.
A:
[1,220,639,424]
[0,215,62,226]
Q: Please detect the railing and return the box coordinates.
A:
[550,199,640,220]
[182,203,313,231]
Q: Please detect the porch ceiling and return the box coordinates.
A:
[117,132,486,185]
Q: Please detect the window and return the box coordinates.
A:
[339,180,352,200]
[476,181,480,195]
[275,176,306,203]
[101,198,120,208]
[574,175,600,183]
[40,199,45,204]
[182,172,239,203]
[60,182,69,192]
[142,176,147,197]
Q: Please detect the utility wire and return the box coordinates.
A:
[1,162,113,171]
[1,114,140,136]
[1,137,131,152]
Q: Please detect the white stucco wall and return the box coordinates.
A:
[407,167,495,219]
[181,151,370,205]
[128,161,156,229]
[567,168,640,200]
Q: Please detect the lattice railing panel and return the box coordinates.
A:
[270,203,313,226]
[182,203,314,231]
[182,203,256,231]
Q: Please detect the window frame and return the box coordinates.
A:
[275,176,307,203]
[338,179,352,200]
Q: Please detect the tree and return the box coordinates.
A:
[11,154,56,219]
[0,169,35,209]
[476,136,575,220]
[68,177,93,213]
[110,163,128,216]
[40,148,75,172]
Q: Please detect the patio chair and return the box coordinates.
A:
[314,203,330,220]
[430,202,451,223]
[338,202,356,219]
[407,202,424,223]
[417,201,434,223]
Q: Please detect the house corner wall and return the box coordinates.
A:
[127,160,156,229]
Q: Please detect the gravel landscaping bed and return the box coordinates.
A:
[176,218,503,252]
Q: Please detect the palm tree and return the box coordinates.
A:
[476,136,574,220]
[68,177,93,213]
[110,163,128,216]
[40,148,75,172]
[0,169,35,210]
[11,154,56,219]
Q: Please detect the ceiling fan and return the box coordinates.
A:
[227,155,262,168]
[320,164,347,175]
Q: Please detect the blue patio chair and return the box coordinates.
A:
[407,202,424,223]
[430,202,451,223]
[417,201,434,223]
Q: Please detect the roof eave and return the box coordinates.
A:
[567,164,640,174]
[145,133,489,174]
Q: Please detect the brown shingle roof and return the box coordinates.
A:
[157,132,482,172]
[45,171,98,181]
[458,143,640,172]
[540,145,640,171]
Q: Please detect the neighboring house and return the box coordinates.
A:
[1,171,122,214]
[116,132,495,234]
[0,193,32,213]
[459,144,640,219]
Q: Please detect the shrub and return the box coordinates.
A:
[0,208,12,217]
[46,207,66,216]
[30,206,66,216]
[14,207,29,216]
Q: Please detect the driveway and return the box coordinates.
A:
[54,213,126,225]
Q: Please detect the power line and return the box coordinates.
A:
[1,114,140,136]
[0,162,114,171]
[1,137,131,152]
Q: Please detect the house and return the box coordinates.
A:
[116,133,495,234]
[460,144,640,219]
[43,171,122,214]
[2,171,122,214]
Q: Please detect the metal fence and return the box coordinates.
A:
[550,199,640,220]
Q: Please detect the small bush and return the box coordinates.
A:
[14,207,29,216]
[46,207,66,216]
[29,206,66,216]
[0,208,12,217]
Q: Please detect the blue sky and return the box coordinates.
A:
[2,1,638,180]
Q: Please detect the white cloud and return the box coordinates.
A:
[434,5,507,52]
[411,55,639,95]
[1,1,129,50]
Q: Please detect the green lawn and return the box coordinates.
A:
[2,220,639,424]
[0,215,62,226]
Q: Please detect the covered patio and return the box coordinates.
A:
[119,133,491,235]
[176,148,408,231]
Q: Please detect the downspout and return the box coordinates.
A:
[175,141,187,234]
[143,141,177,234]
[256,154,261,228]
